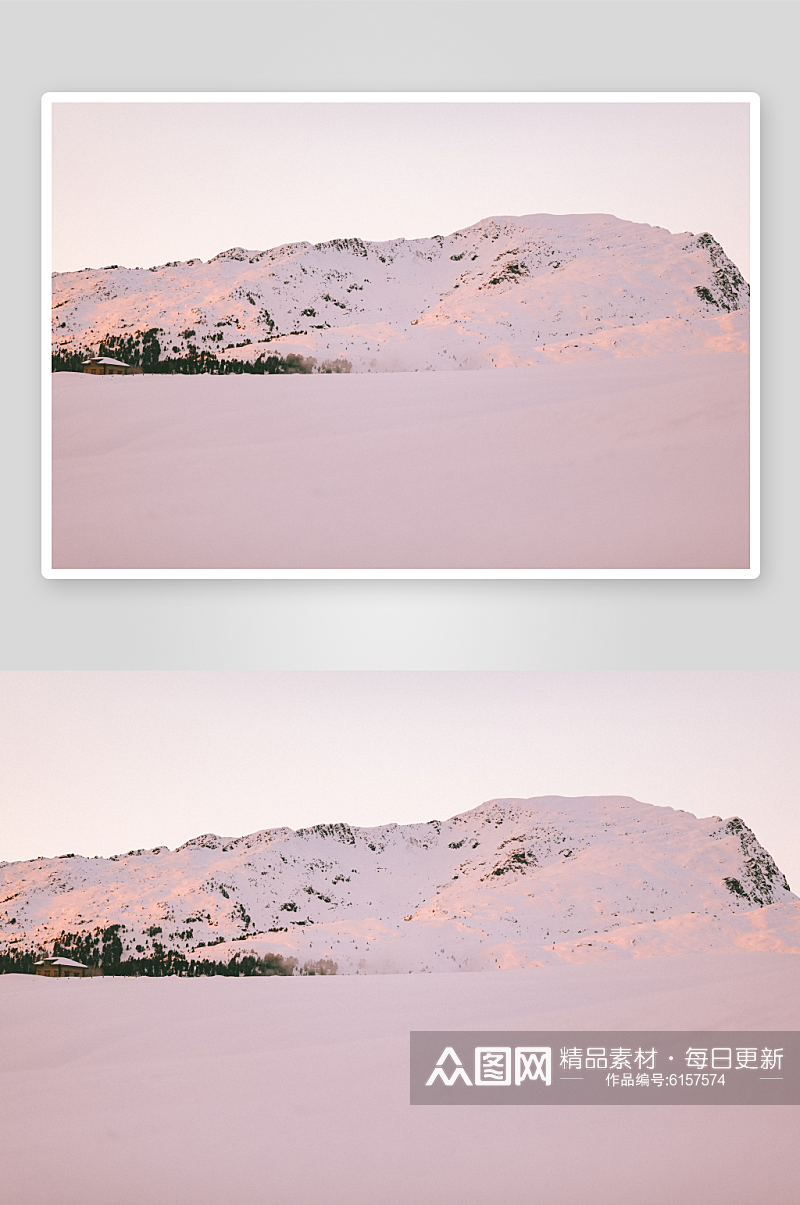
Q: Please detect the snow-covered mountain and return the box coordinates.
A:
[2,797,794,973]
[51,214,750,373]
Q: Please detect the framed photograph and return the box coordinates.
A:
[42,92,758,579]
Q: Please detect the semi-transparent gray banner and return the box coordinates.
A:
[410,1032,799,1105]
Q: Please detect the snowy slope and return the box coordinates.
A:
[51,213,750,372]
[2,797,792,972]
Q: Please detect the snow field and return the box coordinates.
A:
[51,353,750,571]
[1,953,796,1205]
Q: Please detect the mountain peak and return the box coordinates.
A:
[2,796,791,974]
[52,213,750,374]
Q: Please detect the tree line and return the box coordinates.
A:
[52,328,350,376]
[1,924,336,977]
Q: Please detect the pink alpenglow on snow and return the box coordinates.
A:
[51,213,749,372]
[3,796,793,974]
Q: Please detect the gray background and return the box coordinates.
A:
[3,0,797,670]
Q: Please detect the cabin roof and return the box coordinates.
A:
[35,956,89,968]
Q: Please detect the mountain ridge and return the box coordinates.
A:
[52,213,750,373]
[2,795,793,973]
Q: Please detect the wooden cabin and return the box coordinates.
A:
[82,356,141,376]
[34,956,102,978]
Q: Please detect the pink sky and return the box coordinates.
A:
[1,671,796,890]
[51,99,751,277]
